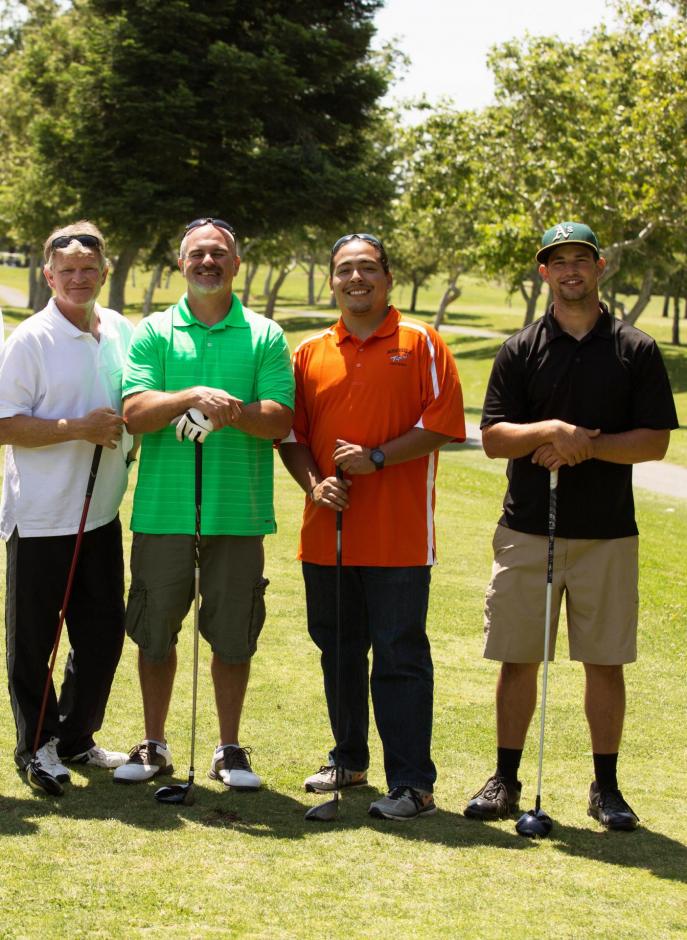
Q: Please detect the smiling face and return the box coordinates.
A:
[179,223,240,298]
[540,244,605,304]
[329,239,392,328]
[43,247,107,316]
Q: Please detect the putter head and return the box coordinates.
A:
[515,807,553,839]
[304,792,340,822]
[27,760,64,797]
[154,782,195,806]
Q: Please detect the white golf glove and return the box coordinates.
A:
[175,407,215,444]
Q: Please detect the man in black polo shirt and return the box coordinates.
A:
[464,221,678,831]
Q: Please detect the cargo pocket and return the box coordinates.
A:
[247,577,269,654]
[125,587,149,648]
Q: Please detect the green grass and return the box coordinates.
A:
[0,449,685,938]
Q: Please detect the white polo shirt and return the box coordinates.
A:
[0,299,134,538]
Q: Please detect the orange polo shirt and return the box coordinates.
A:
[288,306,465,566]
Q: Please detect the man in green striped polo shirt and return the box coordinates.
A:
[114,219,294,789]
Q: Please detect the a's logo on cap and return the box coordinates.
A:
[554,224,574,242]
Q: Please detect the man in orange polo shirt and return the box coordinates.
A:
[280,234,465,819]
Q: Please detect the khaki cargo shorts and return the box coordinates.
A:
[483,525,638,665]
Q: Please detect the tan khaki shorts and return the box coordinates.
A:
[126,533,268,663]
[484,525,638,665]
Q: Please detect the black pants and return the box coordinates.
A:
[5,517,125,768]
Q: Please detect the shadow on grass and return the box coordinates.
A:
[548,821,687,884]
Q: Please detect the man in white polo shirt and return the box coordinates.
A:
[0,221,134,786]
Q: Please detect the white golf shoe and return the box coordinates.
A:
[113,740,174,783]
[208,745,261,790]
[65,745,129,769]
[34,736,71,783]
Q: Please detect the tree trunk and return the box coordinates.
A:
[142,260,165,317]
[433,272,461,330]
[32,265,51,312]
[662,293,670,318]
[520,268,544,327]
[108,244,139,312]
[672,294,681,345]
[264,263,295,319]
[28,249,41,310]
[623,268,654,325]
[307,259,316,306]
[263,265,273,299]
[241,259,258,305]
[164,269,173,289]
[410,275,420,313]
[316,270,329,303]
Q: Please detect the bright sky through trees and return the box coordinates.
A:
[373,0,613,110]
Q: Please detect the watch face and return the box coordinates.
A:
[370,448,385,469]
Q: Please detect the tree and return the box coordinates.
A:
[1,0,395,310]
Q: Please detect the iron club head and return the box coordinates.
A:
[515,807,553,839]
[26,760,64,797]
[304,792,340,822]
[154,782,195,806]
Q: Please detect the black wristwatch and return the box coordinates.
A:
[369,447,385,471]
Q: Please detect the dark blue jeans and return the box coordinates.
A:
[303,562,436,793]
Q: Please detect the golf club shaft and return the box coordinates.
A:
[32,444,103,756]
[334,466,343,791]
[188,441,203,784]
[534,468,558,812]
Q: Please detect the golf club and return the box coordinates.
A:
[305,466,344,822]
[27,444,104,797]
[516,468,558,839]
[155,440,202,806]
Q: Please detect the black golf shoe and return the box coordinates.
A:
[464,774,521,820]
[587,781,639,831]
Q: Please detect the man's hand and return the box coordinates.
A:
[537,421,601,466]
[333,439,376,475]
[74,408,125,450]
[175,408,215,444]
[310,474,351,511]
[189,386,243,429]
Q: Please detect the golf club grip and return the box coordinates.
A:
[86,445,103,498]
[335,465,343,533]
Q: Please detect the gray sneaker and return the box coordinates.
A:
[34,737,70,783]
[368,786,437,820]
[209,745,261,790]
[304,764,368,793]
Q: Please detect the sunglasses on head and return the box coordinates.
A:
[330,233,389,272]
[50,234,102,252]
[184,217,236,237]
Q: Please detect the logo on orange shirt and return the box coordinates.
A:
[387,346,412,365]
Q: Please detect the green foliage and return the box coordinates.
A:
[0,0,393,256]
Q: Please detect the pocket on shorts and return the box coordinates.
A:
[125,587,149,648]
[248,577,269,652]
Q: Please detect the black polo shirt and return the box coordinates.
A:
[481,305,679,538]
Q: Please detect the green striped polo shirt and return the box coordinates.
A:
[123,294,294,535]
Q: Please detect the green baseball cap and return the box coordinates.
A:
[536,222,600,263]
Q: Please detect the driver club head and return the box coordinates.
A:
[154,782,195,806]
[26,760,64,797]
[304,792,340,822]
[515,807,553,839]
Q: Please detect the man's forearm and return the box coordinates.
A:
[380,427,454,466]
[482,421,561,459]
[236,401,293,440]
[279,441,322,494]
[123,390,199,434]
[591,428,670,464]
[0,414,87,447]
